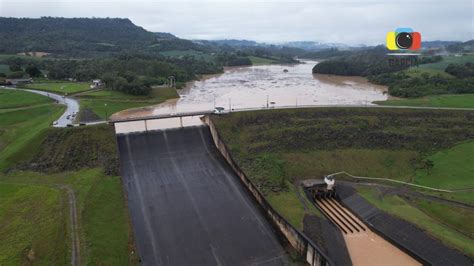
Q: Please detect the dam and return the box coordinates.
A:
[116,125,290,265]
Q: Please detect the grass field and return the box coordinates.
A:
[213,107,474,251]
[0,89,52,109]
[0,182,68,265]
[247,56,278,65]
[0,64,11,74]
[24,82,91,95]
[78,87,179,119]
[418,55,474,71]
[357,186,474,256]
[404,67,453,78]
[0,169,138,265]
[0,90,137,264]
[160,49,214,61]
[415,141,474,189]
[375,94,474,108]
[0,94,64,170]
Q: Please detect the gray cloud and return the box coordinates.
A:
[1,0,472,44]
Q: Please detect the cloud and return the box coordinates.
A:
[1,0,472,44]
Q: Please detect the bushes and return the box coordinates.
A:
[371,70,474,98]
[445,63,474,78]
[312,46,412,76]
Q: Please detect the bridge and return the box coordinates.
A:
[110,110,216,133]
[110,104,474,134]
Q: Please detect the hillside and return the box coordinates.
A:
[0,17,158,55]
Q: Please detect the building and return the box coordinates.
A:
[90,79,104,89]
[5,78,33,85]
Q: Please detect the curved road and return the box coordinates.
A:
[0,86,103,127]
[22,88,80,127]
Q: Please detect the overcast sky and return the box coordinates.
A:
[1,0,473,45]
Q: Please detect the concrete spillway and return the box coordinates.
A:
[117,126,288,266]
[315,197,420,266]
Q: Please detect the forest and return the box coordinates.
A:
[0,17,303,95]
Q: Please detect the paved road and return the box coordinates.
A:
[117,126,289,265]
[22,89,80,127]
[1,86,107,127]
[1,86,79,127]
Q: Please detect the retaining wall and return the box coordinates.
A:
[204,115,332,266]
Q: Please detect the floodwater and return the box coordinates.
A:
[111,60,388,120]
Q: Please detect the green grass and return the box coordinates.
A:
[404,67,453,78]
[0,90,137,264]
[415,141,474,190]
[0,89,52,109]
[80,100,155,119]
[267,184,307,229]
[418,55,474,71]
[0,102,64,170]
[213,107,474,249]
[24,82,91,95]
[160,50,214,61]
[0,169,138,265]
[357,186,474,256]
[78,87,179,119]
[0,64,11,74]
[0,182,68,265]
[266,183,322,230]
[411,198,473,237]
[375,94,474,108]
[247,56,278,65]
[282,149,419,182]
[81,171,132,264]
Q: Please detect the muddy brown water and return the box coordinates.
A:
[112,60,388,123]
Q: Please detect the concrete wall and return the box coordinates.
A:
[204,116,332,266]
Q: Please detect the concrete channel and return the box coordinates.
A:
[116,126,290,265]
[315,197,420,266]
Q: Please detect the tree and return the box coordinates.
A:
[25,64,42,77]
[6,71,24,79]
[9,64,22,72]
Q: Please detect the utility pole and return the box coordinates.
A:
[266,95,269,109]
[296,97,298,107]
[104,103,108,121]
[229,98,231,113]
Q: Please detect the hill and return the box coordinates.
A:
[0,17,157,55]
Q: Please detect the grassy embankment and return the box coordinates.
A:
[0,90,137,265]
[77,87,179,120]
[374,55,474,108]
[376,94,474,108]
[0,90,64,170]
[247,56,279,65]
[357,186,474,256]
[212,107,474,251]
[23,82,91,95]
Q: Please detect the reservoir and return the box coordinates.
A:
[112,60,388,120]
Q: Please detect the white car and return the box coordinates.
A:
[214,107,225,114]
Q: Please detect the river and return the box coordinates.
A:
[112,60,387,120]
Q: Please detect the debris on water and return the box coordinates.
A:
[283,69,289,72]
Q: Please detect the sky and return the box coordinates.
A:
[1,0,473,45]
